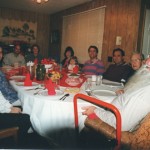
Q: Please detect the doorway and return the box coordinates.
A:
[142,9,150,58]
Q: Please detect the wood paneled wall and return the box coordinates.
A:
[0,8,50,58]
[50,0,142,67]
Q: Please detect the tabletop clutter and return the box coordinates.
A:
[4,58,110,97]
[5,58,84,96]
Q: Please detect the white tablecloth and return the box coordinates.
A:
[10,79,122,147]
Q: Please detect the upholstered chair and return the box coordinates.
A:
[84,112,150,150]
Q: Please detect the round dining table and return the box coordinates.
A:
[9,76,123,148]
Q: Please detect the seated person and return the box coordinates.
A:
[3,44,25,67]
[68,56,79,73]
[103,48,133,84]
[130,51,144,72]
[0,70,21,105]
[0,91,31,140]
[82,45,104,75]
[0,46,4,67]
[61,46,74,68]
[116,51,144,95]
[81,57,150,132]
[25,44,43,64]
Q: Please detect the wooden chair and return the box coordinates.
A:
[73,93,150,150]
[0,127,19,145]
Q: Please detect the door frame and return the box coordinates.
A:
[137,0,150,54]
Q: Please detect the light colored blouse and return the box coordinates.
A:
[0,91,11,113]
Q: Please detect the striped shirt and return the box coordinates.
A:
[82,59,105,75]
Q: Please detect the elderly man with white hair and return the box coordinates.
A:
[116,51,144,95]
[81,57,150,132]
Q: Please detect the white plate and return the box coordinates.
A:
[65,78,82,86]
[102,79,123,87]
[67,73,80,78]
[92,89,116,97]
[16,82,39,87]
[10,75,26,80]
[38,89,64,97]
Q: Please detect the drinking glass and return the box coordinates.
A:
[96,75,102,86]
[85,78,92,91]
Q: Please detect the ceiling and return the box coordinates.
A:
[0,0,92,14]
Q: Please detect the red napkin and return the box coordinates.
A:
[24,73,32,86]
[73,65,79,74]
[45,78,56,95]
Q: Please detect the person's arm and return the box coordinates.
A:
[82,106,99,119]
[3,54,10,66]
[82,106,96,116]
[121,64,134,83]
[115,89,124,95]
[10,107,21,113]
[0,91,12,113]
[97,60,105,75]
[0,71,19,103]
[0,91,21,113]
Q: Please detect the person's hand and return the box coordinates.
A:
[81,106,96,116]
[10,107,22,114]
[115,89,124,95]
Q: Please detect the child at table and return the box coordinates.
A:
[68,56,79,73]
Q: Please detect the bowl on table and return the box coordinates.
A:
[65,77,82,86]
[67,73,80,78]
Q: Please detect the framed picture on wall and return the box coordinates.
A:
[51,30,60,44]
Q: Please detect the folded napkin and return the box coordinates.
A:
[45,79,56,95]
[73,65,79,74]
[24,73,32,86]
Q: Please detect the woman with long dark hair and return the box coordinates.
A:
[61,46,74,68]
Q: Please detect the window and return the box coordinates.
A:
[61,7,105,64]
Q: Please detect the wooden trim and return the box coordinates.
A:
[0,127,19,145]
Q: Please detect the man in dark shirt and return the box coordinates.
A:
[103,48,133,83]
